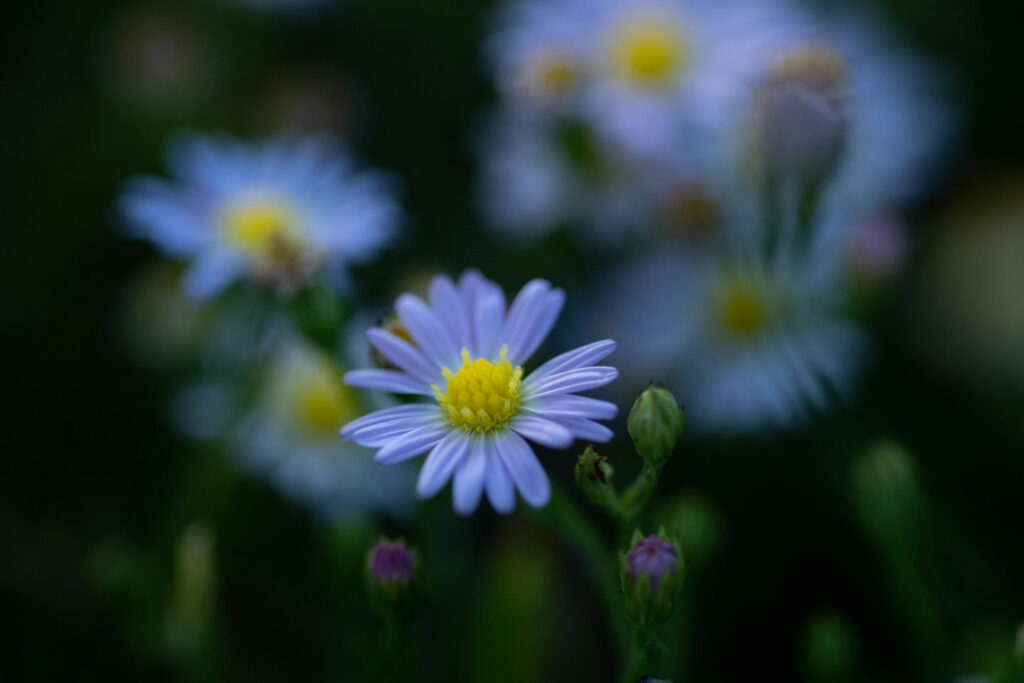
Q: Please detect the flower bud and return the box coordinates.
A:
[627,385,684,467]
[620,529,684,627]
[574,445,616,506]
[366,539,418,614]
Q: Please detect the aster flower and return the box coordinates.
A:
[578,244,866,433]
[119,133,401,299]
[340,270,618,515]
[235,334,414,521]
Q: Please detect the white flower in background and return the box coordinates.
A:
[119,133,401,299]
[486,0,594,115]
[697,7,953,216]
[476,114,646,243]
[341,270,618,515]
[237,336,414,521]
[579,245,866,433]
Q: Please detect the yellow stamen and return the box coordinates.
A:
[717,279,767,339]
[221,199,300,258]
[610,18,688,87]
[432,345,523,432]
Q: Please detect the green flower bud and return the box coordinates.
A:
[574,445,616,506]
[627,384,684,467]
[620,528,685,628]
[366,539,418,615]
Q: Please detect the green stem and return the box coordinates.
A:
[626,626,667,682]
[525,483,629,666]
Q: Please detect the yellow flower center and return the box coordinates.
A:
[717,280,767,339]
[767,44,848,94]
[222,199,300,258]
[291,368,360,435]
[533,53,578,96]
[611,18,688,87]
[432,346,523,432]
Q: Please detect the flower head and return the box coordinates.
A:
[620,528,684,626]
[367,540,417,584]
[341,270,618,515]
[626,534,678,590]
[119,133,401,299]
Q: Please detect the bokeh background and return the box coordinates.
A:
[3,0,1024,681]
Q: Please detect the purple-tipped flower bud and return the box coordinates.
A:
[366,539,418,614]
[368,541,416,583]
[620,529,684,627]
[627,535,678,591]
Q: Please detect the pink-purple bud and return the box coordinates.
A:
[367,541,415,584]
[627,535,678,591]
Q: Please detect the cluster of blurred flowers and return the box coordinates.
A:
[115,0,964,524]
[477,0,953,431]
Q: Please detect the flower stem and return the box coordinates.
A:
[525,483,630,667]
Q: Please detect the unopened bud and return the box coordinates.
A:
[366,539,418,614]
[575,445,616,506]
[620,529,684,627]
[628,385,684,467]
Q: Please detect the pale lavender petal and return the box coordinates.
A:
[366,328,438,383]
[555,416,614,443]
[525,366,619,399]
[348,411,444,448]
[429,275,472,350]
[395,294,460,369]
[484,441,516,514]
[473,287,506,360]
[524,340,617,387]
[416,429,471,498]
[494,430,550,508]
[503,279,550,358]
[374,422,449,465]
[345,369,432,396]
[510,289,564,363]
[182,250,246,300]
[509,415,574,449]
[524,395,619,420]
[452,439,487,515]
[340,403,442,441]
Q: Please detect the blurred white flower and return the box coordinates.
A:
[578,241,866,433]
[236,335,414,522]
[119,133,401,299]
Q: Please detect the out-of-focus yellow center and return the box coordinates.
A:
[611,19,688,87]
[533,53,578,95]
[718,281,767,339]
[432,346,523,432]
[291,370,360,435]
[222,200,299,257]
[768,44,848,93]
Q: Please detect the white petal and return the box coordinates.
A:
[511,289,564,363]
[344,369,432,396]
[473,288,506,360]
[395,294,460,369]
[340,404,441,442]
[509,415,574,449]
[484,442,516,515]
[555,417,614,443]
[524,340,617,387]
[493,430,550,508]
[503,279,550,356]
[525,366,619,399]
[452,439,487,515]
[374,423,449,465]
[523,395,619,421]
[182,250,246,300]
[429,275,472,350]
[416,430,471,498]
[366,328,438,383]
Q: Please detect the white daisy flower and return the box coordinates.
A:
[236,335,414,522]
[486,0,594,115]
[580,245,866,433]
[119,133,401,300]
[340,270,619,515]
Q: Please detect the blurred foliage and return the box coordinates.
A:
[3,0,1024,681]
